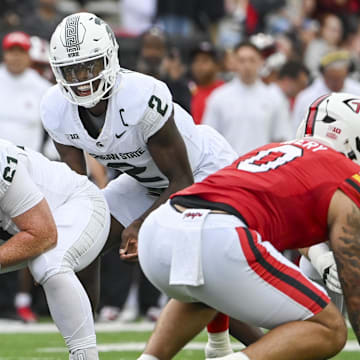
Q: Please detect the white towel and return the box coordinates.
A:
[169,208,211,286]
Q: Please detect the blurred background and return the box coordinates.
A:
[1,0,360,325]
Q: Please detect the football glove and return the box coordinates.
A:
[308,243,342,294]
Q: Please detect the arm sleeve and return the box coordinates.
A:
[0,161,44,218]
[338,174,360,209]
[139,79,174,143]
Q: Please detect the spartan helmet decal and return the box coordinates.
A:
[62,15,85,58]
[296,92,360,165]
[49,12,120,108]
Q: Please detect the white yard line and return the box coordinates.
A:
[0,321,155,333]
[38,341,360,353]
[0,321,358,353]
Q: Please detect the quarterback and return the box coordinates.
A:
[136,93,360,360]
[41,11,236,260]
[0,139,109,360]
[41,11,242,357]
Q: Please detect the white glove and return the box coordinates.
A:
[308,243,342,294]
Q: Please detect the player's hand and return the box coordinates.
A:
[321,257,342,294]
[309,246,342,294]
[119,219,142,262]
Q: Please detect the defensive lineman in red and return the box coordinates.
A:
[136,93,360,360]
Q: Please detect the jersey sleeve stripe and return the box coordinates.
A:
[305,94,331,136]
[237,227,329,314]
[345,178,360,193]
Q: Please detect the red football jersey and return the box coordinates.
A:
[172,139,360,251]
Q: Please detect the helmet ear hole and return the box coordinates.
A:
[347,150,357,161]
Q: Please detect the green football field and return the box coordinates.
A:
[0,321,359,360]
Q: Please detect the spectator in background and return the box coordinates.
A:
[190,41,224,125]
[203,41,291,156]
[291,0,318,49]
[293,49,360,130]
[249,32,287,84]
[23,0,63,40]
[119,0,157,37]
[216,0,252,49]
[136,27,191,112]
[0,31,52,322]
[155,0,195,36]
[267,60,310,137]
[29,36,54,83]
[0,32,51,153]
[304,13,344,77]
[276,60,310,110]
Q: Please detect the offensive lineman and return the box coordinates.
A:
[41,12,242,357]
[0,139,109,360]
[136,92,360,360]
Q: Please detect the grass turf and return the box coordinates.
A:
[0,327,358,360]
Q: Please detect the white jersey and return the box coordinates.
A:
[0,139,90,235]
[0,65,51,151]
[41,69,218,188]
[202,77,292,156]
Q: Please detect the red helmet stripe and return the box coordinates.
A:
[305,94,331,135]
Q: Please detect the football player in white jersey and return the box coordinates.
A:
[42,12,258,359]
[0,139,110,360]
[42,12,236,257]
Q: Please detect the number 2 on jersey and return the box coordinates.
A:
[107,162,163,183]
[148,95,168,116]
[237,145,303,173]
[3,156,18,182]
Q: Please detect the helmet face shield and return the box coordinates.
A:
[60,57,104,84]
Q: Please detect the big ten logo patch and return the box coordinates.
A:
[65,133,80,140]
[326,125,341,140]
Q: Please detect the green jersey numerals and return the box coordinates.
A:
[148,95,168,116]
[107,162,163,183]
[3,156,17,183]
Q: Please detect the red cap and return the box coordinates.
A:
[2,32,31,51]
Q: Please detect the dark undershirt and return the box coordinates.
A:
[78,107,106,139]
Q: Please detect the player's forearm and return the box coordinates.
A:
[0,231,57,267]
[54,142,87,175]
[336,256,360,342]
[298,247,309,257]
[331,205,360,342]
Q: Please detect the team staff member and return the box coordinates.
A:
[203,41,291,156]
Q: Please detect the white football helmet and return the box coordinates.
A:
[296,92,360,164]
[49,12,120,108]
